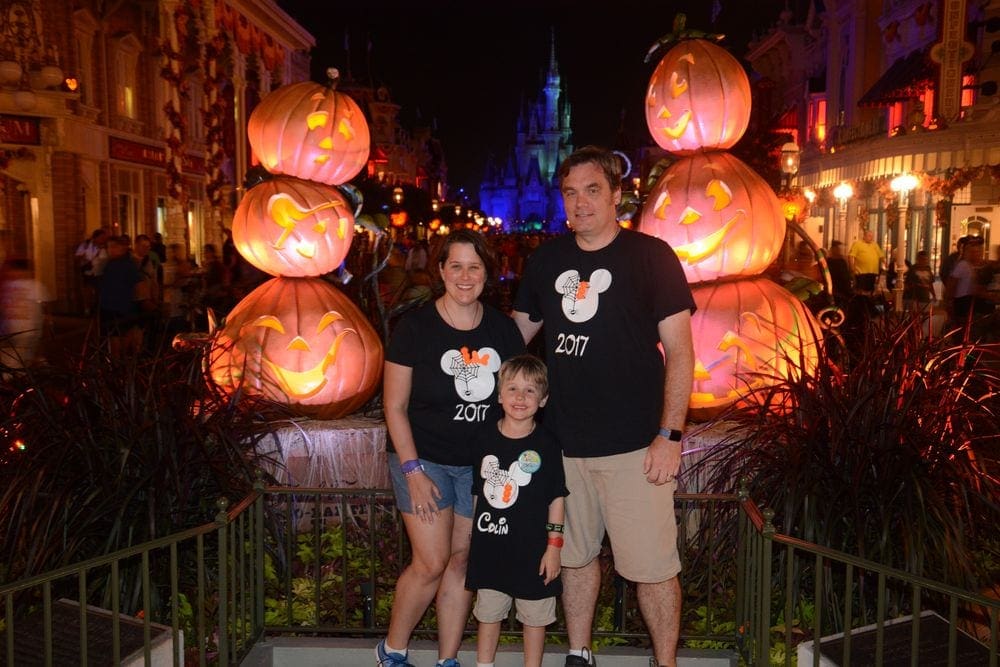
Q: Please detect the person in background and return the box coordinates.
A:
[903,250,935,312]
[377,229,525,667]
[939,236,968,285]
[848,230,884,295]
[512,146,696,667]
[75,228,109,316]
[467,354,567,667]
[97,236,143,356]
[826,241,853,303]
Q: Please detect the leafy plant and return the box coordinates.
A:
[692,312,1000,615]
[0,339,291,598]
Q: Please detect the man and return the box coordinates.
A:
[512,146,696,667]
[847,230,884,294]
[826,240,854,302]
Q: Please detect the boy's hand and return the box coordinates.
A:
[539,547,561,585]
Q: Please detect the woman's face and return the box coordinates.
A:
[439,241,486,305]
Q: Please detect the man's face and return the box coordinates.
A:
[863,231,875,243]
[560,162,620,237]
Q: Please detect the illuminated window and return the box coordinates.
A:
[961,74,975,108]
[808,95,827,145]
[888,102,904,133]
[920,88,935,126]
[113,34,141,119]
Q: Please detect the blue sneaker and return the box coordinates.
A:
[375,639,414,667]
[437,660,461,667]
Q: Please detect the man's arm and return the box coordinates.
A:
[643,308,694,484]
[512,310,542,345]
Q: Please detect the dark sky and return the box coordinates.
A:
[275,0,790,196]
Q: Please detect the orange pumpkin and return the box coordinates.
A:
[639,152,785,283]
[247,73,370,185]
[232,176,355,277]
[209,277,383,420]
[645,38,751,154]
[687,277,822,419]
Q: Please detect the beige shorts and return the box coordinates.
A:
[562,448,681,583]
[473,588,557,627]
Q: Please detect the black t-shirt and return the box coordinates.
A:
[513,230,695,457]
[385,301,525,466]
[466,423,567,599]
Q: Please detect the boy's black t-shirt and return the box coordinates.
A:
[385,302,525,466]
[466,423,568,600]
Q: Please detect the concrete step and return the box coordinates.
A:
[241,638,738,667]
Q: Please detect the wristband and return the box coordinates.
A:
[545,523,564,533]
[547,536,564,548]
[400,459,424,476]
[657,427,683,442]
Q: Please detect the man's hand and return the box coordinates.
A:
[643,437,681,485]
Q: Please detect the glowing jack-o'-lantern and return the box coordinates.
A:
[645,38,751,154]
[639,152,785,283]
[210,277,383,420]
[247,70,370,186]
[232,176,355,277]
[687,277,821,419]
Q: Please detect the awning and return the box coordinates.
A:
[857,49,934,107]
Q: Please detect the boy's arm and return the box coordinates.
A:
[539,496,565,584]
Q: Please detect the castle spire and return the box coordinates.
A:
[544,28,560,131]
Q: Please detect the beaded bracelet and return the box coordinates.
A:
[545,523,564,533]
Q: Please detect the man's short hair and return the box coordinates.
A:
[557,145,623,192]
[498,354,549,397]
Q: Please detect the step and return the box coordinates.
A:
[241,637,738,667]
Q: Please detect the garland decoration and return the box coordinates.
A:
[202,33,227,208]
[160,2,196,201]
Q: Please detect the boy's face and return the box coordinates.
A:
[498,370,547,420]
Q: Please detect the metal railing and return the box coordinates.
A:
[2,484,997,666]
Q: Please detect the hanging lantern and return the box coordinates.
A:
[232,176,355,277]
[687,277,822,419]
[645,39,751,154]
[209,277,383,420]
[247,68,370,185]
[639,152,785,283]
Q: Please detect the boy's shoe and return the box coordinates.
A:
[565,647,596,666]
[437,660,461,667]
[375,639,414,667]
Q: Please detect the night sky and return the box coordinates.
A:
[275,0,790,196]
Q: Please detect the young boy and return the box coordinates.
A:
[466,354,568,667]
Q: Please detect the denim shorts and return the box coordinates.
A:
[388,453,474,518]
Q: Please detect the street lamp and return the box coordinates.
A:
[833,181,854,245]
[890,172,919,313]
[780,142,800,190]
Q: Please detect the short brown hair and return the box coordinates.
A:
[498,354,549,397]
[557,145,623,192]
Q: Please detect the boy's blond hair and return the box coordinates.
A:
[498,354,548,397]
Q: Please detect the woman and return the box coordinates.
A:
[378,229,524,667]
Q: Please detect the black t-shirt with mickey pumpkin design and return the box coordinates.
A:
[386,301,524,466]
[467,422,568,599]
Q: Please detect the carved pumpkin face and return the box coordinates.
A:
[639,152,785,283]
[688,277,821,419]
[232,177,355,277]
[210,277,383,420]
[248,80,370,186]
[645,39,751,154]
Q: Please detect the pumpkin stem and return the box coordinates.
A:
[325,67,341,90]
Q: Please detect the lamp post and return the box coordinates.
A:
[890,173,919,312]
[779,142,801,263]
[833,181,854,246]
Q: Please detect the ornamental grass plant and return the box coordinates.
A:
[692,308,1000,592]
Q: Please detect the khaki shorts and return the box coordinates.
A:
[562,448,681,583]
[473,588,557,627]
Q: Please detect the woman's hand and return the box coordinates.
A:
[406,471,443,523]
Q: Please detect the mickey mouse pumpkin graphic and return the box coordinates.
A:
[639,20,822,417]
[210,69,383,420]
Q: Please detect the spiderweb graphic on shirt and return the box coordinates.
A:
[447,351,481,397]
[559,273,582,315]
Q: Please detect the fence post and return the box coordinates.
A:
[758,509,775,667]
[215,498,230,665]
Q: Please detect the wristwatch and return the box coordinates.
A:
[657,427,683,442]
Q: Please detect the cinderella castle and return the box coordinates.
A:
[478,35,573,232]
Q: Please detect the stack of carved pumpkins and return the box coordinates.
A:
[638,37,821,418]
[209,70,383,420]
